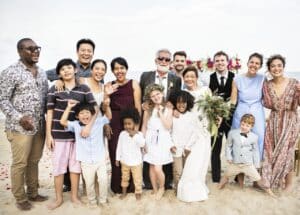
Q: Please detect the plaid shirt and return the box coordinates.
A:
[0,61,48,135]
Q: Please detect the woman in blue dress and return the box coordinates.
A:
[231,53,265,160]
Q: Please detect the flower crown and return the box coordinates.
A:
[143,84,164,101]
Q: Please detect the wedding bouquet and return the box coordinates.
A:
[196,93,232,149]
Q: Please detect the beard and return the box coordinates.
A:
[157,65,169,73]
[175,65,184,72]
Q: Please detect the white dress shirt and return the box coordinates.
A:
[116,131,145,166]
[216,71,229,85]
[155,72,168,97]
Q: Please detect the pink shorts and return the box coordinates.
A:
[52,140,81,176]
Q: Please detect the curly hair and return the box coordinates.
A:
[169,90,194,112]
[120,108,140,124]
[266,54,286,70]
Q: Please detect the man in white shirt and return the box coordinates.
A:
[208,51,235,183]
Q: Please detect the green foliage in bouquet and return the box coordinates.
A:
[196,93,233,150]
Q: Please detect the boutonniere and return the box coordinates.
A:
[168,82,174,89]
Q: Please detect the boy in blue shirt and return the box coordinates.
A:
[60,100,109,208]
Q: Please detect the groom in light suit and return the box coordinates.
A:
[140,48,181,189]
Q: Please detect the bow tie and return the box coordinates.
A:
[240,133,248,138]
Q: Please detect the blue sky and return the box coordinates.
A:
[0,0,299,80]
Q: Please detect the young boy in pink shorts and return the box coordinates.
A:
[46,58,97,209]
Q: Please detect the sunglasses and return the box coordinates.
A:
[157,57,171,62]
[21,46,42,53]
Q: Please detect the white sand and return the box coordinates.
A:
[0,120,299,215]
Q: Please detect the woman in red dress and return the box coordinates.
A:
[106,57,141,193]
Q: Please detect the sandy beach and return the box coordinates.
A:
[0,119,299,215]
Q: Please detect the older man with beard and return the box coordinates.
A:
[139,48,181,190]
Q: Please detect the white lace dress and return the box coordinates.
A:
[177,86,211,202]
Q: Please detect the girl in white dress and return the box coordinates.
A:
[141,84,173,200]
[177,66,211,202]
[169,90,199,193]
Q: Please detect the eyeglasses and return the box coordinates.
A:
[157,57,171,62]
[21,46,42,53]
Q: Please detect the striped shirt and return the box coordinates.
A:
[47,84,96,140]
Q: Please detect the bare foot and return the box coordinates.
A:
[99,202,109,210]
[283,185,293,194]
[217,182,226,189]
[88,202,98,209]
[265,189,277,198]
[135,193,142,200]
[47,199,63,210]
[71,197,82,207]
[155,188,165,200]
[151,190,157,195]
[119,193,127,200]
[218,178,228,189]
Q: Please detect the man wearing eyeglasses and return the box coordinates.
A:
[139,49,181,190]
[140,49,181,100]
[0,38,48,211]
[46,38,95,82]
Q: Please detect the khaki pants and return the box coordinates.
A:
[81,160,108,204]
[6,130,45,203]
[225,163,261,181]
[172,156,186,190]
[121,163,142,194]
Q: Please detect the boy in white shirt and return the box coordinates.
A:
[115,108,145,200]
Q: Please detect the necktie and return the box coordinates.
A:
[220,76,225,88]
[240,133,248,138]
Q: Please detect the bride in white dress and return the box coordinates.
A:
[177,66,211,202]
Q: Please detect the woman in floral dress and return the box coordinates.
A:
[261,54,300,193]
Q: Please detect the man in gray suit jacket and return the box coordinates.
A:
[140,49,181,101]
[140,49,181,189]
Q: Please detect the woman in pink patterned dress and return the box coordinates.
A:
[261,54,300,193]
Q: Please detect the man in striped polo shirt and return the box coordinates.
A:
[46,58,97,210]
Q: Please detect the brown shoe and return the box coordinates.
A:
[28,194,48,202]
[16,201,32,211]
